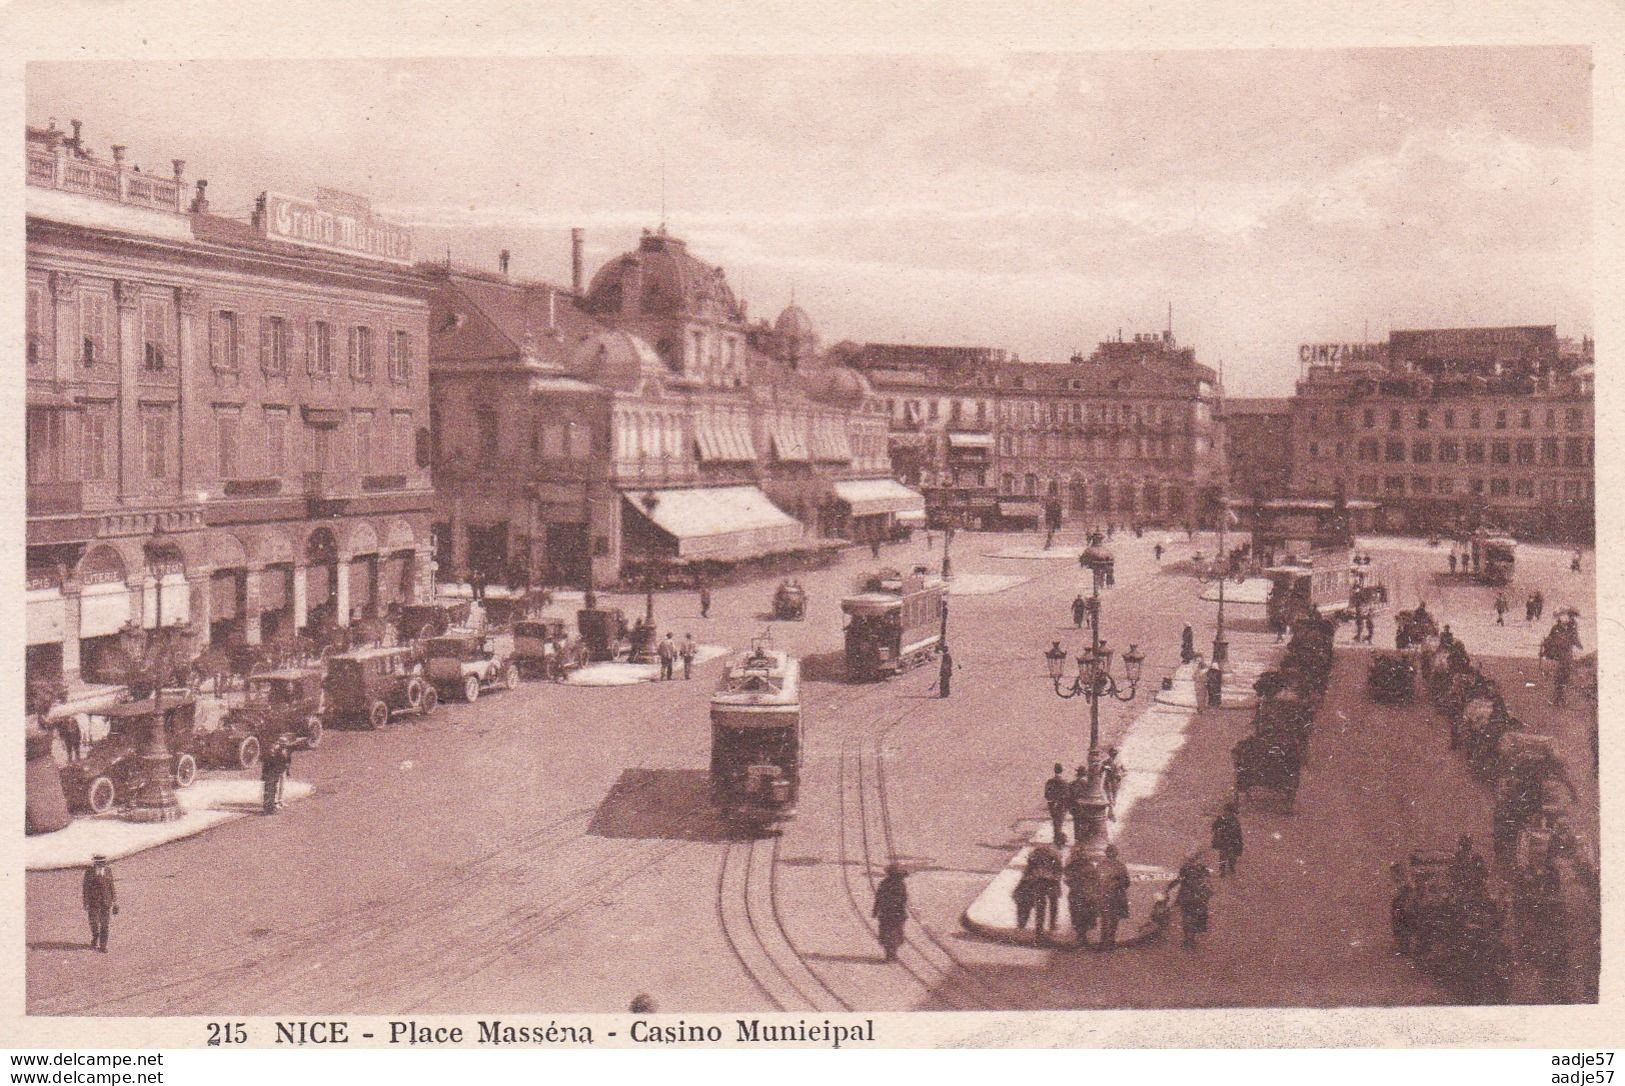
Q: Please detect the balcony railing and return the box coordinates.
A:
[28,147,184,213]
[28,480,84,516]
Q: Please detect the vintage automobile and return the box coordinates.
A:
[1367,653,1416,704]
[324,646,438,729]
[61,696,201,815]
[577,607,631,663]
[200,668,326,769]
[397,601,472,641]
[512,618,580,680]
[771,581,807,621]
[424,633,518,702]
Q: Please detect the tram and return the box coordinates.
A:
[1470,530,1517,586]
[840,567,948,682]
[709,641,802,828]
[1264,547,1356,630]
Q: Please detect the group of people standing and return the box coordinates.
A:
[654,632,700,680]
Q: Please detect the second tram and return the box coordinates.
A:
[840,567,948,682]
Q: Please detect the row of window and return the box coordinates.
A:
[215,407,417,480]
[24,283,418,385]
[1330,436,1593,468]
[999,433,1181,459]
[1313,404,1589,432]
[209,312,413,383]
[886,398,992,426]
[1349,474,1594,502]
[1000,400,1179,427]
[995,473,1189,513]
[472,410,596,462]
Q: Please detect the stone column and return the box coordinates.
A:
[61,587,83,686]
[292,565,308,630]
[334,560,351,627]
[414,545,434,603]
[115,280,141,503]
[242,569,263,645]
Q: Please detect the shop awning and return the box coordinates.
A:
[833,478,927,518]
[897,509,927,525]
[696,416,756,462]
[947,432,994,449]
[810,418,853,462]
[623,486,805,560]
[998,500,1043,518]
[770,420,810,463]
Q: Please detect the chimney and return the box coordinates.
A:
[172,159,185,183]
[570,228,584,293]
[499,249,511,276]
[111,145,126,167]
[190,179,210,214]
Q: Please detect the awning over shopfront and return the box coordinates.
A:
[623,486,805,560]
[947,432,994,449]
[27,587,66,646]
[809,418,853,462]
[695,415,757,462]
[769,420,810,463]
[833,478,927,518]
[998,500,1043,519]
[896,509,927,525]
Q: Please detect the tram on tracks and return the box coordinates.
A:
[1264,546,1356,629]
[840,567,948,682]
[709,640,803,828]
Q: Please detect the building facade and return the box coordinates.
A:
[427,229,900,589]
[1288,325,1594,540]
[1224,397,1295,505]
[25,121,435,690]
[989,333,1226,527]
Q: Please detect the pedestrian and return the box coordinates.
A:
[1169,853,1213,948]
[698,584,711,619]
[1269,610,1286,644]
[1071,595,1087,629]
[1012,868,1038,932]
[1180,624,1195,664]
[872,864,909,962]
[680,633,697,680]
[1098,844,1131,950]
[261,741,285,815]
[1448,551,1457,576]
[1205,663,1224,708]
[1533,590,1544,621]
[1064,848,1103,949]
[871,539,882,560]
[1101,747,1124,821]
[1154,543,1163,563]
[82,855,117,952]
[1067,764,1089,845]
[1026,832,1065,940]
[1525,593,1535,623]
[937,644,955,698]
[1553,652,1572,708]
[56,715,82,762]
[657,632,677,680]
[470,567,486,602]
[1044,763,1069,844]
[1494,593,1507,626]
[1571,549,1582,573]
[1211,802,1243,877]
[1438,624,1456,654]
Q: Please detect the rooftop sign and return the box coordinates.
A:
[261,189,412,265]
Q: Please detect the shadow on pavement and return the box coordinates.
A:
[586,768,733,841]
[800,650,852,684]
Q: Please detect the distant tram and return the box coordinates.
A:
[709,642,802,828]
[840,567,948,682]
[1264,548,1356,629]
[1470,530,1517,586]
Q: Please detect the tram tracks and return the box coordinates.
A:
[716,833,851,1013]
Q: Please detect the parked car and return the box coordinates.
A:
[324,647,438,730]
[201,668,326,769]
[398,602,471,641]
[424,633,518,702]
[512,618,579,680]
[61,696,200,815]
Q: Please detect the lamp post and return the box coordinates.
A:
[1043,535,1144,862]
[1213,495,1228,667]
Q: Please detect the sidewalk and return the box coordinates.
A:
[26,776,315,871]
[962,631,1283,947]
[563,643,729,686]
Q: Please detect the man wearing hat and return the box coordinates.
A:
[1043,763,1069,844]
[1211,801,1244,877]
[872,864,909,962]
[1097,844,1131,950]
[82,855,117,952]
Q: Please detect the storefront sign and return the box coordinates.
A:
[1389,326,1554,360]
[262,191,413,265]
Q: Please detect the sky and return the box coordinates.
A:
[27,49,1592,395]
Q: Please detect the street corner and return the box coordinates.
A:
[26,777,317,871]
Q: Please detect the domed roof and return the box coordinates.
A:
[775,303,815,341]
[808,363,871,406]
[568,329,668,386]
[584,228,742,323]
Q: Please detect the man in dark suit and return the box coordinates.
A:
[82,855,117,951]
[1043,763,1069,843]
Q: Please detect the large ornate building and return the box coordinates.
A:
[1288,325,1594,540]
[25,121,435,690]
[427,228,901,588]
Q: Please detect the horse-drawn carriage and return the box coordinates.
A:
[771,581,807,621]
[1394,849,1511,1004]
[1367,653,1416,704]
[1233,691,1312,810]
[1460,690,1521,780]
[1491,734,1577,862]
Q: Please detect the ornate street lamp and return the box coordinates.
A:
[1042,537,1143,861]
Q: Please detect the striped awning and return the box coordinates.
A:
[834,479,927,518]
[770,420,810,463]
[809,417,853,462]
